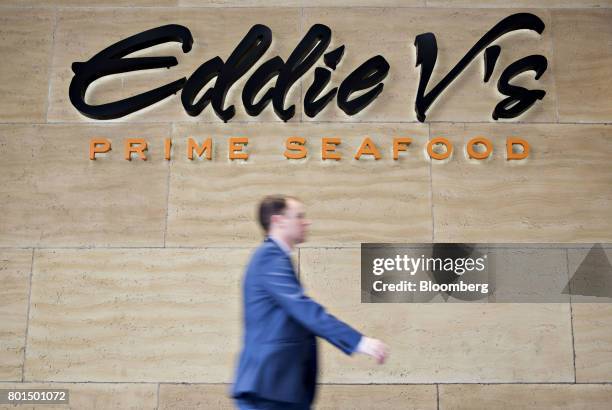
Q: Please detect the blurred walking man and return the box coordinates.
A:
[231,195,389,409]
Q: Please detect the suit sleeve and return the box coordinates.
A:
[259,253,363,355]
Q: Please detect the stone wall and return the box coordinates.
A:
[1,1,611,408]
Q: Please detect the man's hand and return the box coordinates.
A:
[355,336,389,364]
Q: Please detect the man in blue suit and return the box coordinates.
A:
[231,195,389,409]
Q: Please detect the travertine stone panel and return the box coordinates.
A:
[159,384,233,409]
[430,123,612,242]
[17,0,606,7]
[439,384,612,410]
[0,250,32,381]
[179,0,424,6]
[166,123,431,247]
[48,8,301,123]
[571,304,612,382]
[552,9,612,122]
[428,1,612,7]
[313,384,437,410]
[0,10,54,122]
[1,1,176,6]
[0,124,170,247]
[158,383,437,409]
[25,248,249,382]
[301,8,555,123]
[0,382,157,410]
[300,248,574,383]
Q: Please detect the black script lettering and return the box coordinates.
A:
[338,55,390,116]
[69,23,388,121]
[242,56,284,116]
[182,24,272,121]
[181,56,223,117]
[483,45,501,83]
[304,67,336,118]
[493,55,547,119]
[69,24,193,120]
[303,46,345,118]
[273,24,332,121]
[414,12,546,122]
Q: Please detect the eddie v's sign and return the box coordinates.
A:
[69,13,547,123]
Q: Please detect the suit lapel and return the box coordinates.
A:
[265,236,297,277]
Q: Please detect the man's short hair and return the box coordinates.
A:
[258,195,299,233]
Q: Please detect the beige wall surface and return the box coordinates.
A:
[0,1,611,409]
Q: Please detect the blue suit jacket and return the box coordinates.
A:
[230,237,362,404]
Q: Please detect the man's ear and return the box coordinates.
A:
[270,213,282,227]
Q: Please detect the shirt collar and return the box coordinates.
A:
[267,234,293,257]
